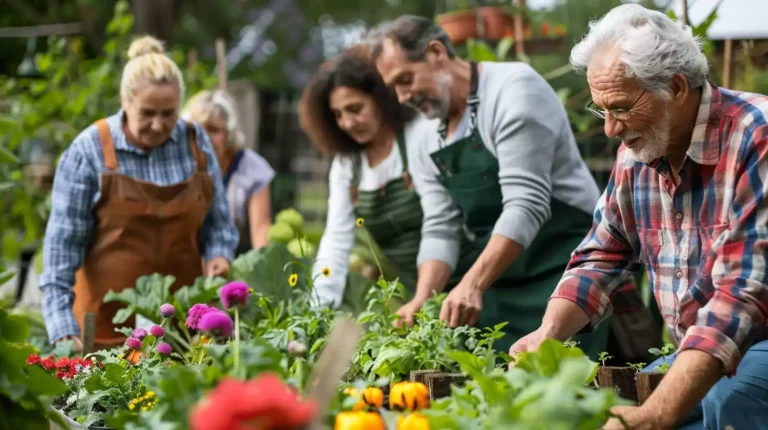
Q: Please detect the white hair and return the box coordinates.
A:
[182,89,245,148]
[570,4,709,95]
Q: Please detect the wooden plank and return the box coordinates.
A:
[723,38,733,88]
[81,312,96,353]
[306,317,363,430]
[215,38,227,90]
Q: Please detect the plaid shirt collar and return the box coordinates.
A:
[646,80,723,175]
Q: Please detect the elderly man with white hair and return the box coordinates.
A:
[509,4,768,430]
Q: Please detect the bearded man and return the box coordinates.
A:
[369,14,613,357]
[509,4,768,429]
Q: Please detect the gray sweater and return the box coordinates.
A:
[410,61,600,270]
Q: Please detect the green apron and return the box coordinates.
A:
[429,61,610,358]
[349,130,423,298]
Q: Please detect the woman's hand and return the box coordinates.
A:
[205,257,230,277]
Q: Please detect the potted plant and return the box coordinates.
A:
[435,0,477,45]
[634,344,675,404]
[475,3,514,41]
[594,352,638,403]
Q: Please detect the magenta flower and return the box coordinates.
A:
[150,325,165,337]
[125,337,142,350]
[160,303,175,318]
[132,328,148,339]
[197,310,234,337]
[219,281,250,310]
[186,304,215,330]
[156,342,172,356]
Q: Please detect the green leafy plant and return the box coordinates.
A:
[626,362,646,373]
[597,351,613,367]
[648,343,675,373]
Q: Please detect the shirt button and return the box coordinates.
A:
[675,270,683,279]
[675,212,683,220]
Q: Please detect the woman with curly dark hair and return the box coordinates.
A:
[299,46,439,318]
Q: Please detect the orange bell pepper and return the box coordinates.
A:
[389,381,430,411]
[334,411,385,430]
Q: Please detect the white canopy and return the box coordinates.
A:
[667,0,768,40]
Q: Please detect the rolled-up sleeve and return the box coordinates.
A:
[196,123,239,261]
[410,126,463,270]
[40,142,98,343]
[549,157,642,328]
[680,129,768,374]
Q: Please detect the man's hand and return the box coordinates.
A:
[439,280,483,328]
[601,406,662,430]
[508,326,552,360]
[205,257,230,277]
[394,298,426,327]
[56,335,83,352]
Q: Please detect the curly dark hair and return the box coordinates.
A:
[298,45,416,156]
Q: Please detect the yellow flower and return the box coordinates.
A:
[288,273,298,287]
[128,404,135,411]
[248,288,254,294]
[356,218,364,227]
[145,391,155,398]
[321,267,331,277]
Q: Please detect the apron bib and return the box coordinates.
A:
[72,119,215,348]
[347,130,422,299]
[429,61,610,357]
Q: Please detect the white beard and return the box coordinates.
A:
[624,110,673,164]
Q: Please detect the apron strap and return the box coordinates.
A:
[437,61,480,146]
[349,152,362,205]
[396,129,414,190]
[95,119,118,171]
[185,122,207,173]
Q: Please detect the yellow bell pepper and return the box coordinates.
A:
[389,381,430,411]
[334,411,385,430]
[397,412,431,430]
[343,386,384,411]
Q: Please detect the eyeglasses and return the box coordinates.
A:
[585,89,647,121]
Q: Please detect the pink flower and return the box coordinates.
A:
[197,311,234,337]
[132,328,148,339]
[186,304,215,330]
[219,281,249,310]
[150,325,165,337]
[156,342,173,356]
[160,303,176,318]
[125,337,142,349]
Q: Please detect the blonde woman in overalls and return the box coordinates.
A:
[40,36,239,350]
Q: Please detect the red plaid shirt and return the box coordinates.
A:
[551,81,768,374]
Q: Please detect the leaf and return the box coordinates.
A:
[103,363,125,385]
[0,146,19,165]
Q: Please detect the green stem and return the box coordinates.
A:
[364,229,384,279]
[233,308,240,373]
[166,329,192,351]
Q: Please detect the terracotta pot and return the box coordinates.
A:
[635,372,665,404]
[436,9,478,45]
[595,367,638,403]
[476,7,514,40]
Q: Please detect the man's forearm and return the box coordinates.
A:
[413,260,453,302]
[541,297,591,340]
[642,349,722,428]
[461,234,523,292]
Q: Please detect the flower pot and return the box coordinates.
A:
[436,9,478,45]
[595,367,638,403]
[476,7,514,40]
[50,408,116,430]
[635,372,665,404]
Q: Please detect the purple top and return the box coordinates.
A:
[225,148,275,254]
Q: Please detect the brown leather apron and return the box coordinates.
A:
[72,119,214,348]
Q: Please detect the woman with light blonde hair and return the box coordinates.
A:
[40,36,238,350]
[183,89,274,255]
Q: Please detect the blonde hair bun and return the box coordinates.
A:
[127,36,165,59]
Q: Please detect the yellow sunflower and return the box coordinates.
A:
[321,267,332,277]
[288,273,298,287]
[356,218,364,227]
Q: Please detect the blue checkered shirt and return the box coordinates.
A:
[40,111,239,343]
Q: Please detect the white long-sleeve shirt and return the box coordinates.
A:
[311,116,440,307]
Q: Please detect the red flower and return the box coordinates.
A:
[56,370,66,380]
[55,357,71,370]
[26,354,41,366]
[189,373,316,430]
[41,357,55,371]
